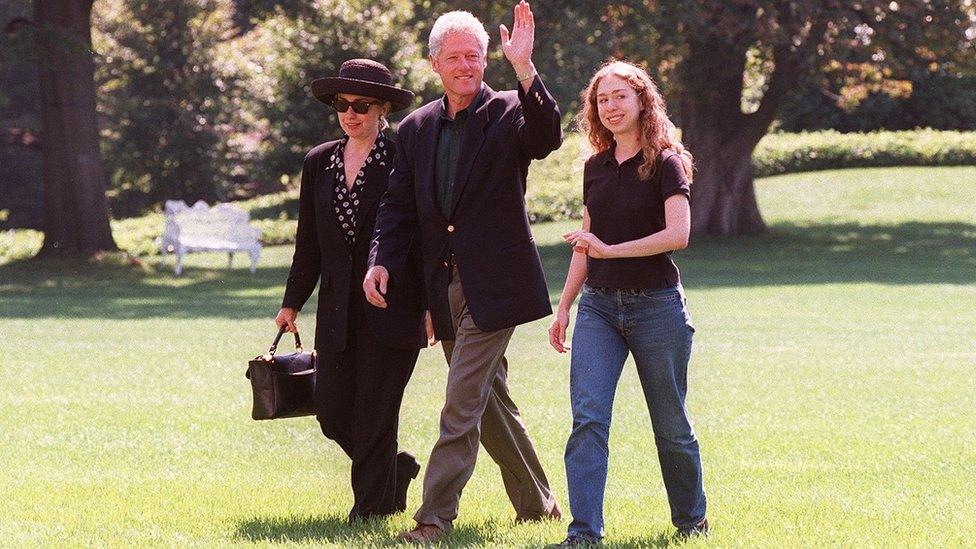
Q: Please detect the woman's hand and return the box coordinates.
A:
[275,307,298,333]
[548,308,571,353]
[563,230,613,259]
[425,311,438,347]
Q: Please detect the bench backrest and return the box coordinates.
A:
[161,200,260,246]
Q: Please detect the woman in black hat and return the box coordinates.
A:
[275,59,430,522]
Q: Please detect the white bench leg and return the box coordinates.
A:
[248,249,260,274]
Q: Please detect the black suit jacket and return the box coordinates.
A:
[283,136,426,352]
[370,76,562,340]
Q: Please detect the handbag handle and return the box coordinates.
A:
[269,326,303,356]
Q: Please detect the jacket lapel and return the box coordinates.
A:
[352,149,391,244]
[415,111,448,224]
[449,85,493,216]
[317,143,348,245]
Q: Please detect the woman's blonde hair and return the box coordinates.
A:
[578,60,693,182]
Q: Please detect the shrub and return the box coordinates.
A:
[754,130,976,177]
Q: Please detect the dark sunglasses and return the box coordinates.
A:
[331,98,376,114]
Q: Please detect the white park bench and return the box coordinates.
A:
[158,200,262,275]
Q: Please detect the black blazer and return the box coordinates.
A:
[283,136,426,352]
[370,76,562,340]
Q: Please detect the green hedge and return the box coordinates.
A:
[753,129,976,177]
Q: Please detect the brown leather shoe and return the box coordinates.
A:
[517,500,563,523]
[398,523,444,543]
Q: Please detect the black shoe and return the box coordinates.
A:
[394,451,421,513]
[676,517,709,539]
[549,534,601,547]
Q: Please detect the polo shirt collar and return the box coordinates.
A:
[439,84,486,120]
[599,142,644,166]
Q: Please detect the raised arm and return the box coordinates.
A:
[501,1,562,159]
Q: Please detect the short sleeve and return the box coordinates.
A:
[583,169,591,205]
[582,154,598,205]
[660,153,691,201]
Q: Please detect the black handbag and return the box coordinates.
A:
[245,327,317,420]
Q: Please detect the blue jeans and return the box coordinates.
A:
[565,284,706,539]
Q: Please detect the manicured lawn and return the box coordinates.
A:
[1,166,974,547]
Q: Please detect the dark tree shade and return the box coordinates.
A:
[34,0,117,255]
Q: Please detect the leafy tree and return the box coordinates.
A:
[779,69,976,132]
[94,0,239,216]
[229,0,303,31]
[0,0,42,230]
[605,0,975,235]
[225,0,434,187]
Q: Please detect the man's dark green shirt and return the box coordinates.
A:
[434,86,485,218]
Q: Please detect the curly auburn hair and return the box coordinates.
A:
[578,60,693,182]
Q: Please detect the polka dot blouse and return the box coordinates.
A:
[328,134,390,247]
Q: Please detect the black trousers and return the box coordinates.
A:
[314,302,419,520]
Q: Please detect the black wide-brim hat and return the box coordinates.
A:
[311,59,415,112]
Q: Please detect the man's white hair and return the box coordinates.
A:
[428,11,489,59]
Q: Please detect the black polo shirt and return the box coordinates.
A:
[434,86,485,218]
[582,146,690,289]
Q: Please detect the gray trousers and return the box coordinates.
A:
[413,265,556,530]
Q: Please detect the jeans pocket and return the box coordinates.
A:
[682,301,696,333]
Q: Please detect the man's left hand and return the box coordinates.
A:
[500,1,535,78]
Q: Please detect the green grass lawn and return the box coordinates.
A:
[1,166,975,547]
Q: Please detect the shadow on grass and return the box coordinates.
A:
[602,531,685,548]
[0,256,294,319]
[541,221,976,296]
[234,514,494,545]
[2,221,973,320]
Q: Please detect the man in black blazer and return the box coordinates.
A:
[364,2,562,542]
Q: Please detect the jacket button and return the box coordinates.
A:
[443,261,449,267]
[447,225,455,232]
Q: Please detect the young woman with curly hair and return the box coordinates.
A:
[548,60,708,545]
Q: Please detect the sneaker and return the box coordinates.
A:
[517,500,563,523]
[676,517,709,538]
[550,534,601,547]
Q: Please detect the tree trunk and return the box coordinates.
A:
[681,111,766,236]
[34,0,117,257]
[676,32,769,237]
[676,2,820,237]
